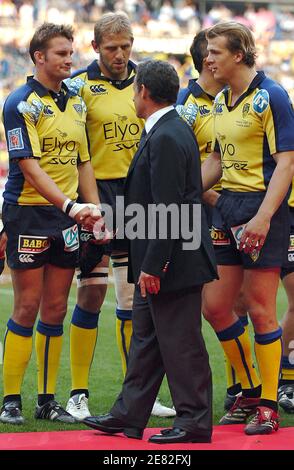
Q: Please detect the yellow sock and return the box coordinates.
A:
[3,322,33,397]
[70,323,98,390]
[224,322,251,390]
[217,321,260,390]
[116,318,132,376]
[255,330,282,402]
[224,352,238,389]
[281,369,294,381]
[280,355,294,381]
[35,322,63,395]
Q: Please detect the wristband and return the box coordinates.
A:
[62,198,75,215]
[63,201,102,220]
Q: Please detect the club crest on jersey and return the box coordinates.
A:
[242,103,250,118]
[253,89,269,114]
[175,103,198,127]
[8,128,24,150]
[73,104,83,116]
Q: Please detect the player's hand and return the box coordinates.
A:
[202,190,221,207]
[88,218,114,245]
[0,230,7,255]
[73,203,102,230]
[239,214,270,253]
[138,271,160,297]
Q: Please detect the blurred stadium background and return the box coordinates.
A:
[0,1,294,432]
[1,0,294,203]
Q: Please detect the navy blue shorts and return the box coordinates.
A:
[211,190,289,269]
[281,207,294,279]
[97,178,128,254]
[2,202,79,270]
[76,178,128,279]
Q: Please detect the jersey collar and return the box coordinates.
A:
[188,79,215,101]
[224,70,266,109]
[26,76,70,97]
[87,60,136,89]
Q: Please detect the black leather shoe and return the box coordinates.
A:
[148,427,211,444]
[83,413,143,440]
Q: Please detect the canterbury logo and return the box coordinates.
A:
[90,84,107,94]
[19,254,34,263]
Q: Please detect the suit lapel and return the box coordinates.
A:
[127,109,178,177]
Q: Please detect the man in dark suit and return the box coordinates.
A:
[83,60,218,444]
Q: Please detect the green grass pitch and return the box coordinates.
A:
[0,281,293,433]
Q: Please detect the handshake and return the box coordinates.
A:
[62,199,113,243]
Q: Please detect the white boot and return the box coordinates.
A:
[151,397,176,418]
[66,393,91,421]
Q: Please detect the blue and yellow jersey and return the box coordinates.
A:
[3,77,89,205]
[213,71,294,192]
[68,60,144,180]
[176,79,221,191]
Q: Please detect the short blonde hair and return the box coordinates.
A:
[206,22,257,67]
[94,12,133,45]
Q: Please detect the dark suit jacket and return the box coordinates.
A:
[124,109,218,292]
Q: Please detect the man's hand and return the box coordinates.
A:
[0,230,7,255]
[202,190,221,207]
[71,203,102,230]
[91,218,115,245]
[239,212,271,253]
[138,271,161,297]
[0,231,7,276]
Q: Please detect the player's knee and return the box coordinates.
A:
[13,299,40,326]
[233,291,249,316]
[249,305,278,332]
[77,284,108,312]
[41,298,68,324]
[112,256,134,310]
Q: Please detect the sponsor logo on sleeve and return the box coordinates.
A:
[18,235,50,254]
[175,103,198,127]
[8,128,24,150]
[17,99,43,122]
[65,77,85,95]
[62,225,79,252]
[253,89,269,114]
